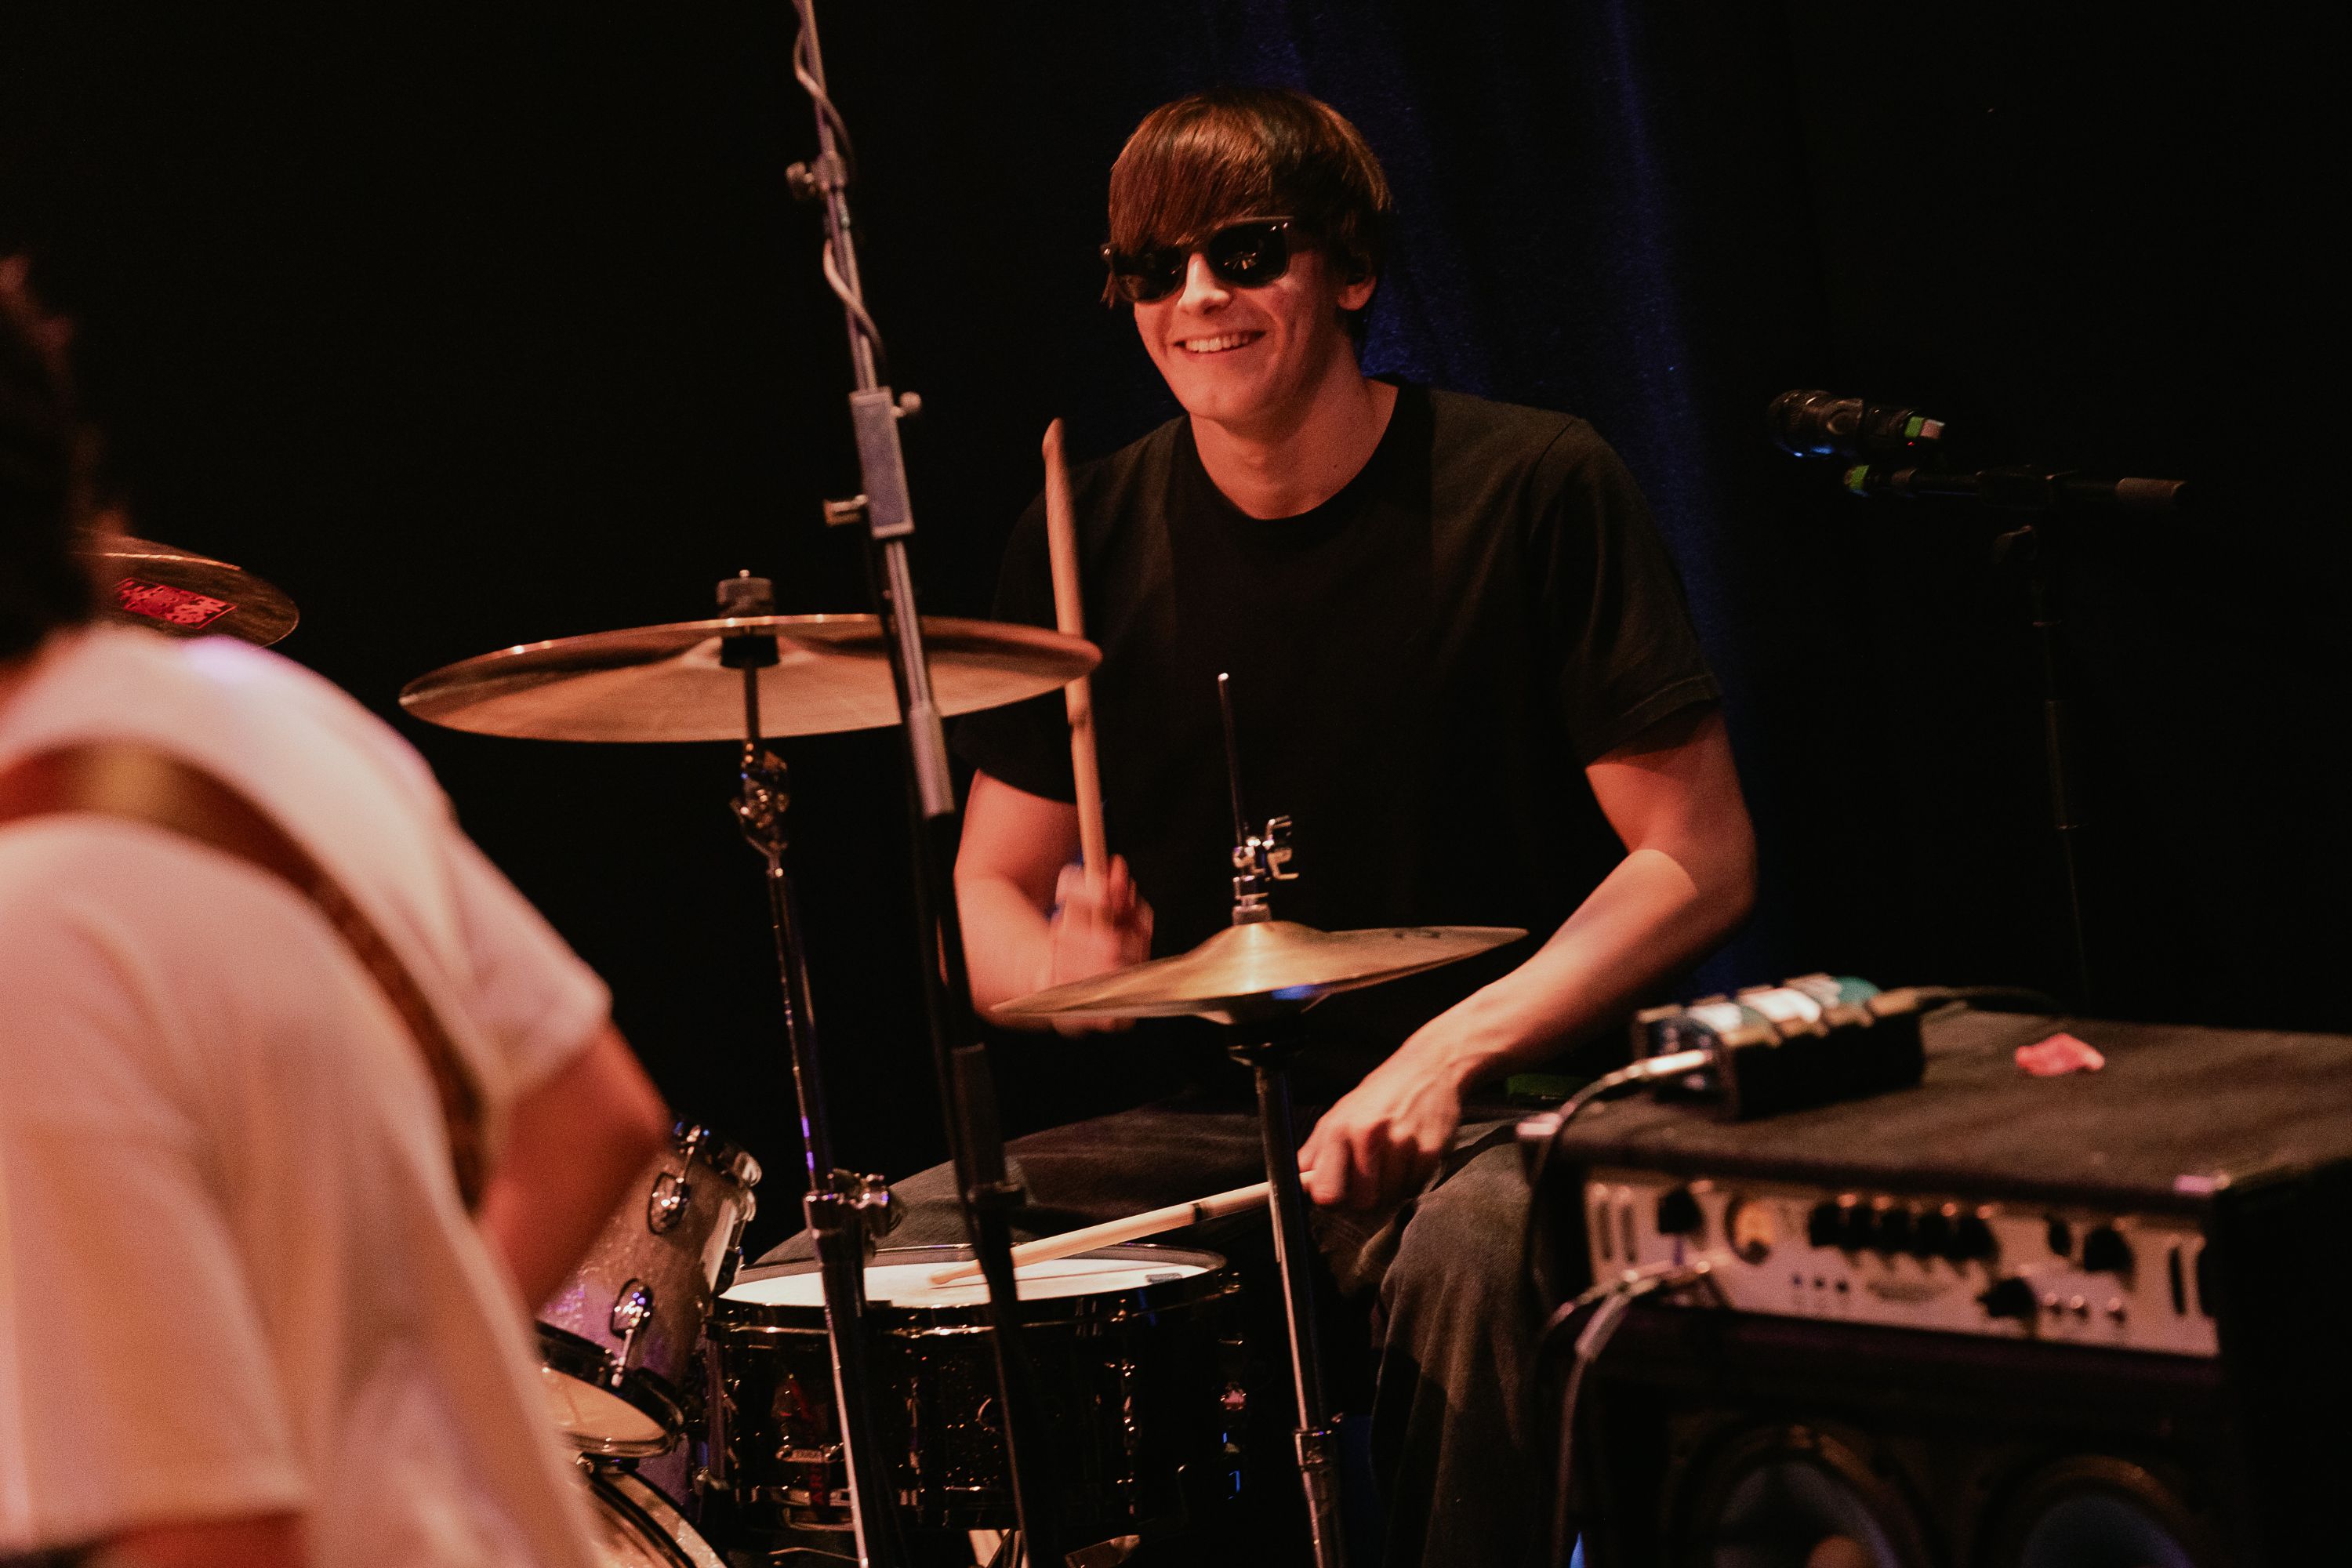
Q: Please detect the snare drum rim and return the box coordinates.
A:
[537,1323,688,1457]
[716,1243,1236,1335]
[671,1121,762,1192]
[581,1460,728,1568]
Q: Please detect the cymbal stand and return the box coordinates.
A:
[720,575,902,1567]
[780,2,1057,1559]
[1216,674,1347,1568]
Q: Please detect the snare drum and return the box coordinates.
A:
[709,1244,1246,1541]
[539,1123,760,1457]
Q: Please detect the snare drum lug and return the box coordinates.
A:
[648,1170,693,1233]
[610,1278,655,1335]
[609,1278,655,1377]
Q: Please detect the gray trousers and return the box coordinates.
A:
[769,1094,1542,1568]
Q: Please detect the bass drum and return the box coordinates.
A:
[578,1462,726,1568]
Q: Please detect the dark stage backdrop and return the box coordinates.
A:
[4,3,2339,1254]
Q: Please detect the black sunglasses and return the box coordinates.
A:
[1100,217,1297,304]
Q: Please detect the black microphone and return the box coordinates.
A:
[1769,388,1947,461]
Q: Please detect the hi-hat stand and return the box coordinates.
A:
[1214,674,1349,1568]
[780,2,1058,1559]
[718,573,903,1566]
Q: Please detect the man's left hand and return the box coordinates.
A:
[1298,1023,1471,1210]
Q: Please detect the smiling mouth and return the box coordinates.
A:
[1175,331,1263,355]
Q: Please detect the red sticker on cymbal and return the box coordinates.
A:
[116,576,235,630]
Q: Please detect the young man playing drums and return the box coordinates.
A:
[866,88,1755,1566]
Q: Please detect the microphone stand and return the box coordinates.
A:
[1834,459,2189,1010]
[780,2,1058,1560]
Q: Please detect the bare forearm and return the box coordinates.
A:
[103,1514,303,1568]
[481,1023,670,1308]
[1301,707,1753,1210]
[957,869,1057,1021]
[1405,843,1753,1087]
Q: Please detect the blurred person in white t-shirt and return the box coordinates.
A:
[0,265,671,1566]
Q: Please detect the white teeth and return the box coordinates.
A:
[1178,332,1258,354]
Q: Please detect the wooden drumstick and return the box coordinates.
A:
[1044,418,1109,885]
[925,1180,1272,1287]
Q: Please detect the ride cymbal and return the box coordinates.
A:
[398,614,1098,742]
[87,535,299,647]
[993,919,1528,1025]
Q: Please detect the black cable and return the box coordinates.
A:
[1519,989,2056,1296]
[1519,985,2057,1559]
[785,0,892,386]
[1534,1261,1710,1566]
[1519,1051,1711,1307]
[786,0,858,177]
[1911,983,2065,1015]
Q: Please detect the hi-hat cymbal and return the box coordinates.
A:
[398,615,1098,743]
[85,535,299,646]
[993,919,1528,1026]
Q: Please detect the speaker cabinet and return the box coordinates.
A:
[1563,1307,2296,1567]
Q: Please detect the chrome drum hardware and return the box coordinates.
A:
[538,1124,761,1456]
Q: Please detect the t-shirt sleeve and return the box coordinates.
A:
[436,825,615,1105]
[1534,426,1721,763]
[325,681,612,1105]
[0,903,307,1549]
[950,492,1080,802]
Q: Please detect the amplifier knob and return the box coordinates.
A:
[1875,1206,1916,1254]
[1952,1212,1998,1262]
[1806,1201,1841,1249]
[1977,1276,2038,1323]
[1914,1207,1952,1258]
[1726,1196,1777,1265]
[2082,1225,2134,1275]
[1656,1185,1704,1237]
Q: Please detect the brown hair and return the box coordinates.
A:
[0,258,96,659]
[1104,87,1393,304]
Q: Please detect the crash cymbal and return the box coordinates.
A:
[398,614,1098,742]
[993,919,1528,1025]
[85,535,299,646]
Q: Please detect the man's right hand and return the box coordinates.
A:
[957,770,1160,1028]
[1033,855,1154,1034]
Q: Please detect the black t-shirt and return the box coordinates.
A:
[956,382,1719,1102]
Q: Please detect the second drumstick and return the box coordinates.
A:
[926,1181,1272,1287]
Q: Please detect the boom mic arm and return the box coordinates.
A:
[1769,388,2190,517]
[1842,462,2191,516]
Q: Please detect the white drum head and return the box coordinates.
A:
[541,1366,671,1453]
[724,1249,1210,1310]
